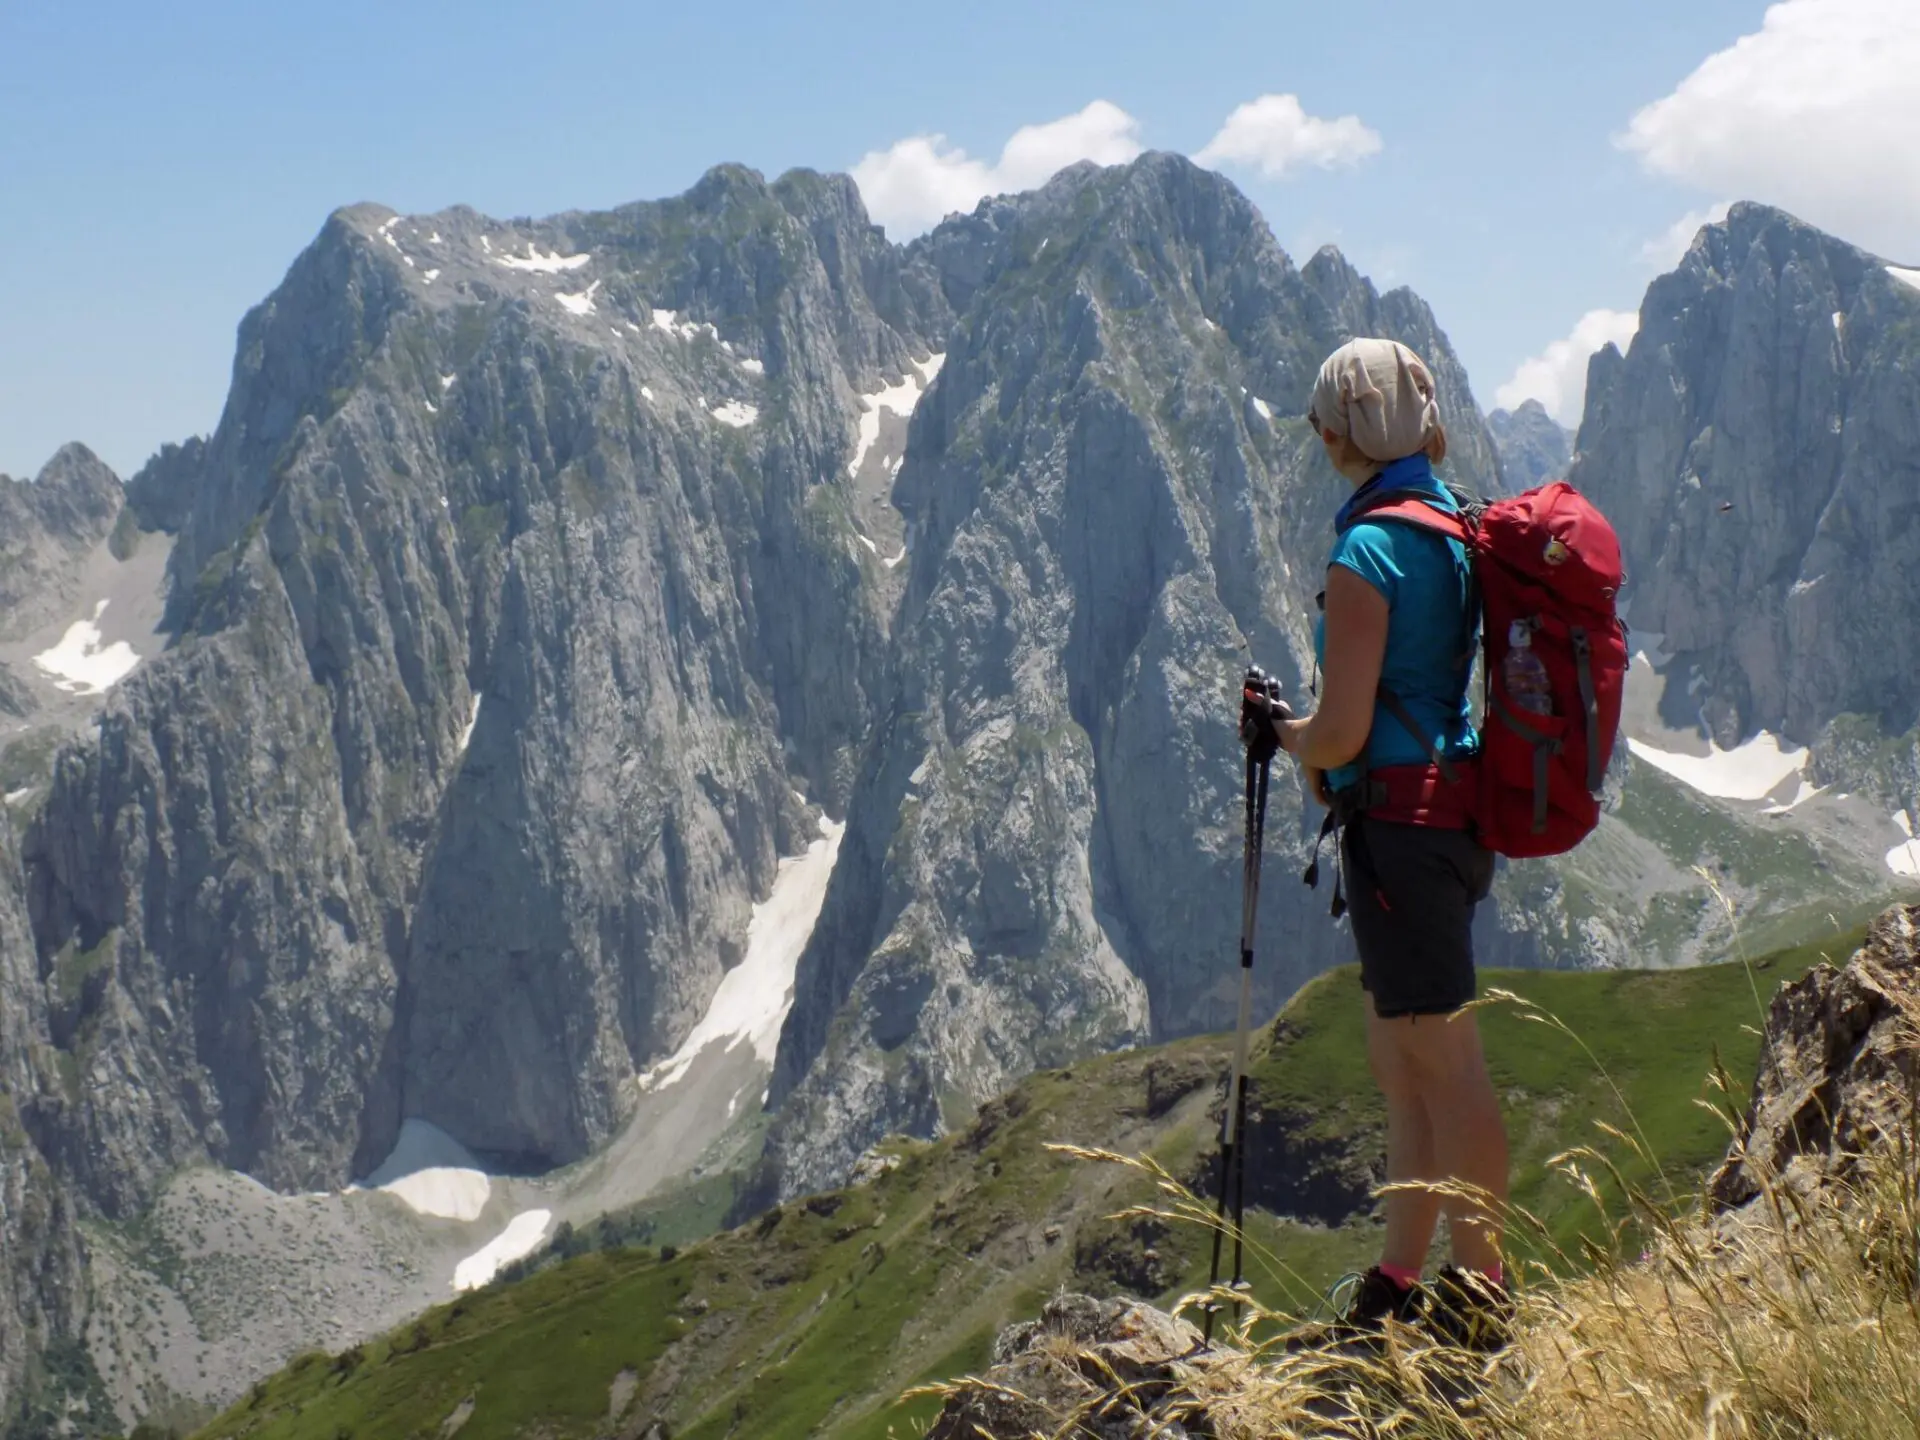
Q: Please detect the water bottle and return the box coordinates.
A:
[1504,620,1554,716]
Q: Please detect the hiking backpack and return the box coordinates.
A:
[1354,479,1628,859]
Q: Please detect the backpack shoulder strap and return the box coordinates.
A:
[1348,496,1471,544]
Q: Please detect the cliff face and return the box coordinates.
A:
[1573,202,1920,747]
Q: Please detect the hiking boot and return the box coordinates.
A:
[1423,1265,1515,1352]
[1338,1266,1425,1331]
[1281,1266,1426,1354]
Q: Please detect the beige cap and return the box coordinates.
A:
[1308,338,1442,463]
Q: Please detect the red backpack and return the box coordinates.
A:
[1356,480,1627,859]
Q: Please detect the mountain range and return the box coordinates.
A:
[1,159,1917,1427]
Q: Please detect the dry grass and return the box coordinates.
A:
[919,1005,1920,1440]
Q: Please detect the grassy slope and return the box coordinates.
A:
[1537,759,1901,967]
[193,929,1860,1440]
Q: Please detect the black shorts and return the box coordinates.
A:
[1341,815,1496,1019]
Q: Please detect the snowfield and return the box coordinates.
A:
[1888,266,1920,293]
[710,400,758,427]
[1625,731,1808,803]
[352,1119,491,1222]
[459,693,481,755]
[453,1210,552,1291]
[639,815,844,1093]
[32,600,142,694]
[847,353,944,477]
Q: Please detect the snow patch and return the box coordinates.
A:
[740,357,765,376]
[1888,266,1920,294]
[424,400,437,414]
[710,400,758,428]
[440,373,456,391]
[641,385,655,403]
[1626,731,1808,803]
[459,694,481,754]
[4,788,31,807]
[1889,809,1920,879]
[494,244,591,273]
[1251,396,1272,420]
[480,235,492,253]
[1789,575,1826,598]
[847,353,946,477]
[639,817,844,1094]
[650,309,720,344]
[556,279,601,316]
[423,269,440,283]
[32,601,141,694]
[855,532,878,554]
[1832,311,1846,332]
[353,1119,490,1222]
[453,1210,551,1290]
[428,232,442,244]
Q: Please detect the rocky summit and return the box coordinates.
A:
[1,164,1919,1424]
[1486,399,1572,490]
[1575,202,1920,758]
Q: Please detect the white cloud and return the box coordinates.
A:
[1195,94,1383,178]
[851,101,1144,237]
[1639,201,1733,268]
[1495,309,1641,427]
[1619,0,1920,257]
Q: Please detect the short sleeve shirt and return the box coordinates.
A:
[1314,499,1480,794]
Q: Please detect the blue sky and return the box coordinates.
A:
[4,0,1914,480]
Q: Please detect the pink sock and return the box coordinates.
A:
[1378,1262,1421,1290]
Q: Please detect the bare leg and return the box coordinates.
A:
[1366,996,1443,1270]
[1372,1006,1509,1273]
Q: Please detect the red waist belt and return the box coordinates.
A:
[1335,760,1478,830]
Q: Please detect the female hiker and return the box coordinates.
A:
[1259,337,1512,1348]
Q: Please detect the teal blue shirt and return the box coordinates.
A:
[1314,455,1480,794]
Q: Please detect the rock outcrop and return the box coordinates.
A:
[927,1294,1209,1440]
[1711,901,1918,1208]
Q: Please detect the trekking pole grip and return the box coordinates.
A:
[1239,666,1287,764]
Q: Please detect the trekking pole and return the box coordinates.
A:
[1205,666,1284,1345]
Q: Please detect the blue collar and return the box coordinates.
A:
[1333,453,1454,532]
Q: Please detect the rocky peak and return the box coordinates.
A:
[1571,201,1920,745]
[762,150,1503,1199]
[124,435,208,535]
[1487,399,1572,490]
[0,444,123,640]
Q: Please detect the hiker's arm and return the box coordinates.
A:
[1277,565,1388,769]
